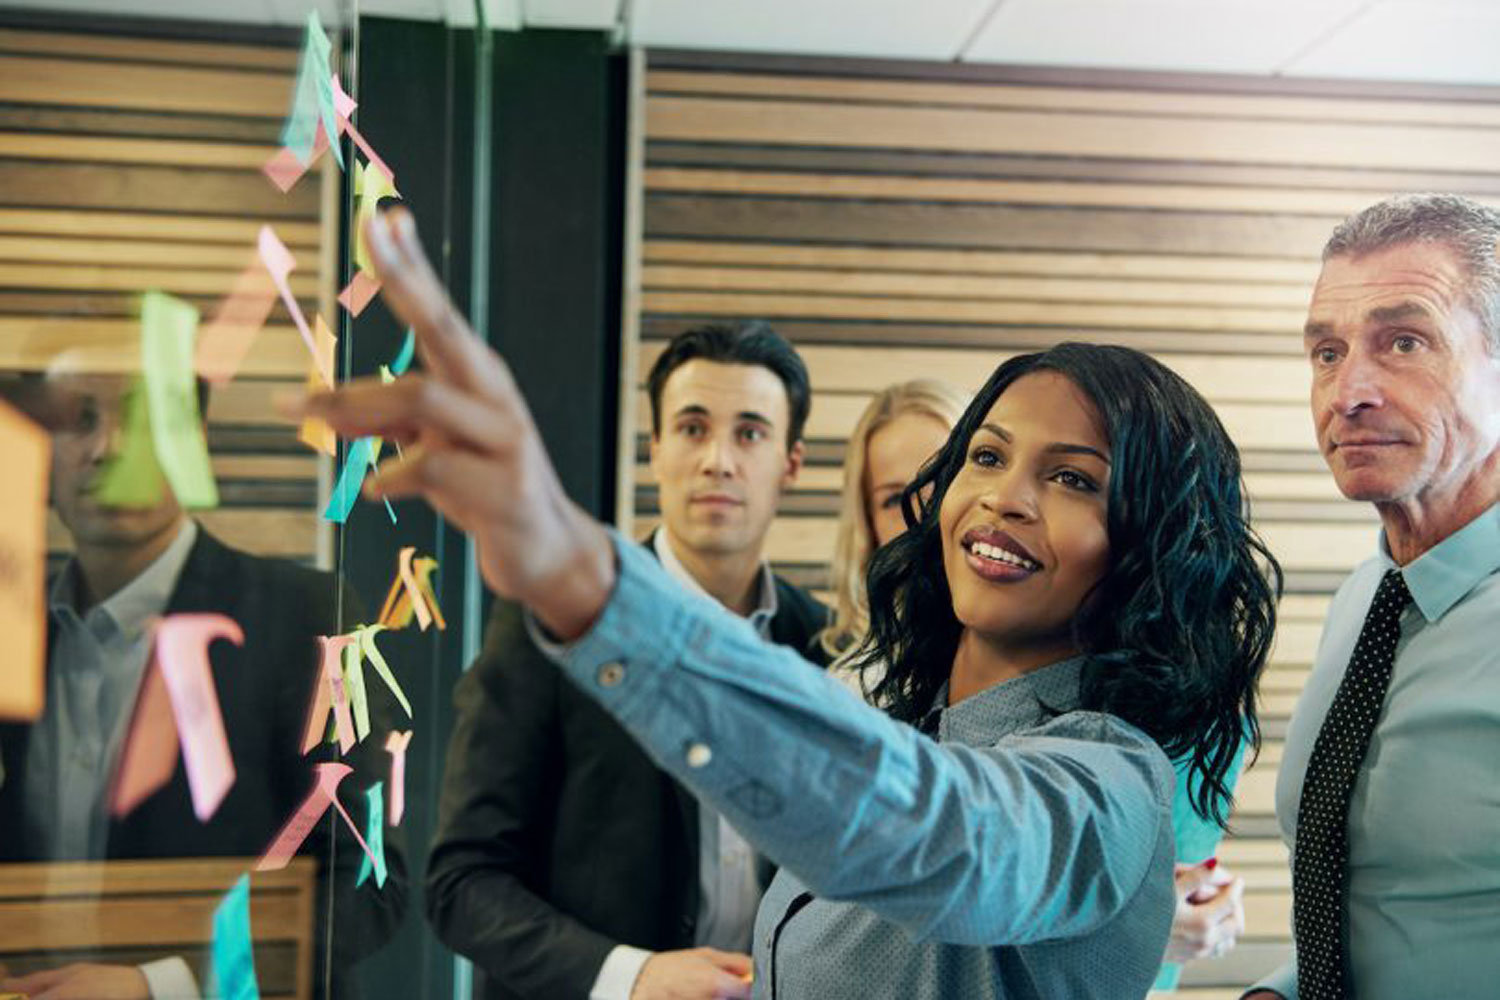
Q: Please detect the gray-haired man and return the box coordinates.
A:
[1246,194,1500,998]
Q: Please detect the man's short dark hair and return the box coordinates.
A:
[645,321,812,448]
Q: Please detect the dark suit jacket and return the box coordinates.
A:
[0,527,406,993]
[425,544,828,1000]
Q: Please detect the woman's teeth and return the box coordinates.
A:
[969,540,1040,571]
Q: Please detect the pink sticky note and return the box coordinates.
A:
[385,730,412,826]
[255,762,377,872]
[196,253,278,384]
[301,634,359,755]
[110,658,179,818]
[262,128,329,194]
[154,614,242,822]
[257,225,318,361]
[330,72,357,119]
[337,270,381,317]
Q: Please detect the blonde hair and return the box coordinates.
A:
[818,379,970,660]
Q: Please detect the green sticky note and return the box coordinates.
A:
[356,781,387,888]
[95,378,165,507]
[341,635,372,744]
[141,291,218,509]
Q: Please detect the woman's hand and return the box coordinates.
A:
[297,208,615,640]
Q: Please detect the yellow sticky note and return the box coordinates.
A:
[0,399,49,721]
[297,315,339,456]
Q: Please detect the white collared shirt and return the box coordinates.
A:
[589,531,778,1000]
[25,518,198,861]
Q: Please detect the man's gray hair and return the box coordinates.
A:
[1323,193,1500,355]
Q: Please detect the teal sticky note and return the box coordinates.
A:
[141,291,217,509]
[94,378,165,507]
[282,11,342,170]
[323,436,374,523]
[210,874,261,1000]
[390,329,415,375]
[356,781,387,888]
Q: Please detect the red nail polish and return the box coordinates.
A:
[1204,857,1219,871]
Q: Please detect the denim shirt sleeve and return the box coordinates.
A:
[530,529,1168,948]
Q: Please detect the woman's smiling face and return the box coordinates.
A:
[939,371,1112,660]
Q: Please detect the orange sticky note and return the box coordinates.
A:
[195,251,278,384]
[301,634,358,755]
[111,657,179,818]
[0,399,48,722]
[337,270,381,317]
[377,547,444,631]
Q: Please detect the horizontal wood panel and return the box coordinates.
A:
[1,888,304,950]
[0,235,280,270]
[646,69,1500,129]
[642,290,1306,334]
[0,159,319,217]
[647,95,1500,173]
[640,342,1315,402]
[0,27,298,71]
[0,207,320,247]
[643,239,1322,283]
[646,194,1339,258]
[644,167,1446,218]
[0,261,318,299]
[0,53,291,118]
[47,508,317,559]
[0,132,275,169]
[643,264,1314,309]
[3,318,318,379]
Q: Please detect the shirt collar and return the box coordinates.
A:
[1378,501,1500,624]
[49,519,198,639]
[930,655,1088,748]
[652,529,779,626]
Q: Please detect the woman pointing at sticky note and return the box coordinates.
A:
[292,208,1275,999]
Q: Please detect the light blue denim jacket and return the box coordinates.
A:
[536,530,1177,999]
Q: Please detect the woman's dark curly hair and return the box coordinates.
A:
[854,343,1281,827]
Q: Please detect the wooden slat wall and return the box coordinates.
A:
[628,53,1500,995]
[0,20,329,565]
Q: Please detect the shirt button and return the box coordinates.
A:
[685,742,713,768]
[597,662,626,687]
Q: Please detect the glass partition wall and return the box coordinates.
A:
[0,3,488,997]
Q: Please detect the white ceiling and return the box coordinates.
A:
[5,0,1500,85]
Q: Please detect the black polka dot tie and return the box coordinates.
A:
[1293,569,1411,1000]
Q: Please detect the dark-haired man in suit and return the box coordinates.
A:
[426,321,829,1000]
[0,371,404,999]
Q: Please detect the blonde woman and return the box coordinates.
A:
[820,380,968,694]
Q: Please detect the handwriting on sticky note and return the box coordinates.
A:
[210,874,261,1000]
[356,781,388,889]
[302,634,358,755]
[142,291,218,509]
[196,251,278,385]
[155,614,241,822]
[256,762,376,872]
[0,400,49,722]
[385,730,411,825]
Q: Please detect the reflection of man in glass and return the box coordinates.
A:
[0,370,405,1000]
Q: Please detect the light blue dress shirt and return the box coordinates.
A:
[538,529,1178,999]
[1252,501,1500,999]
